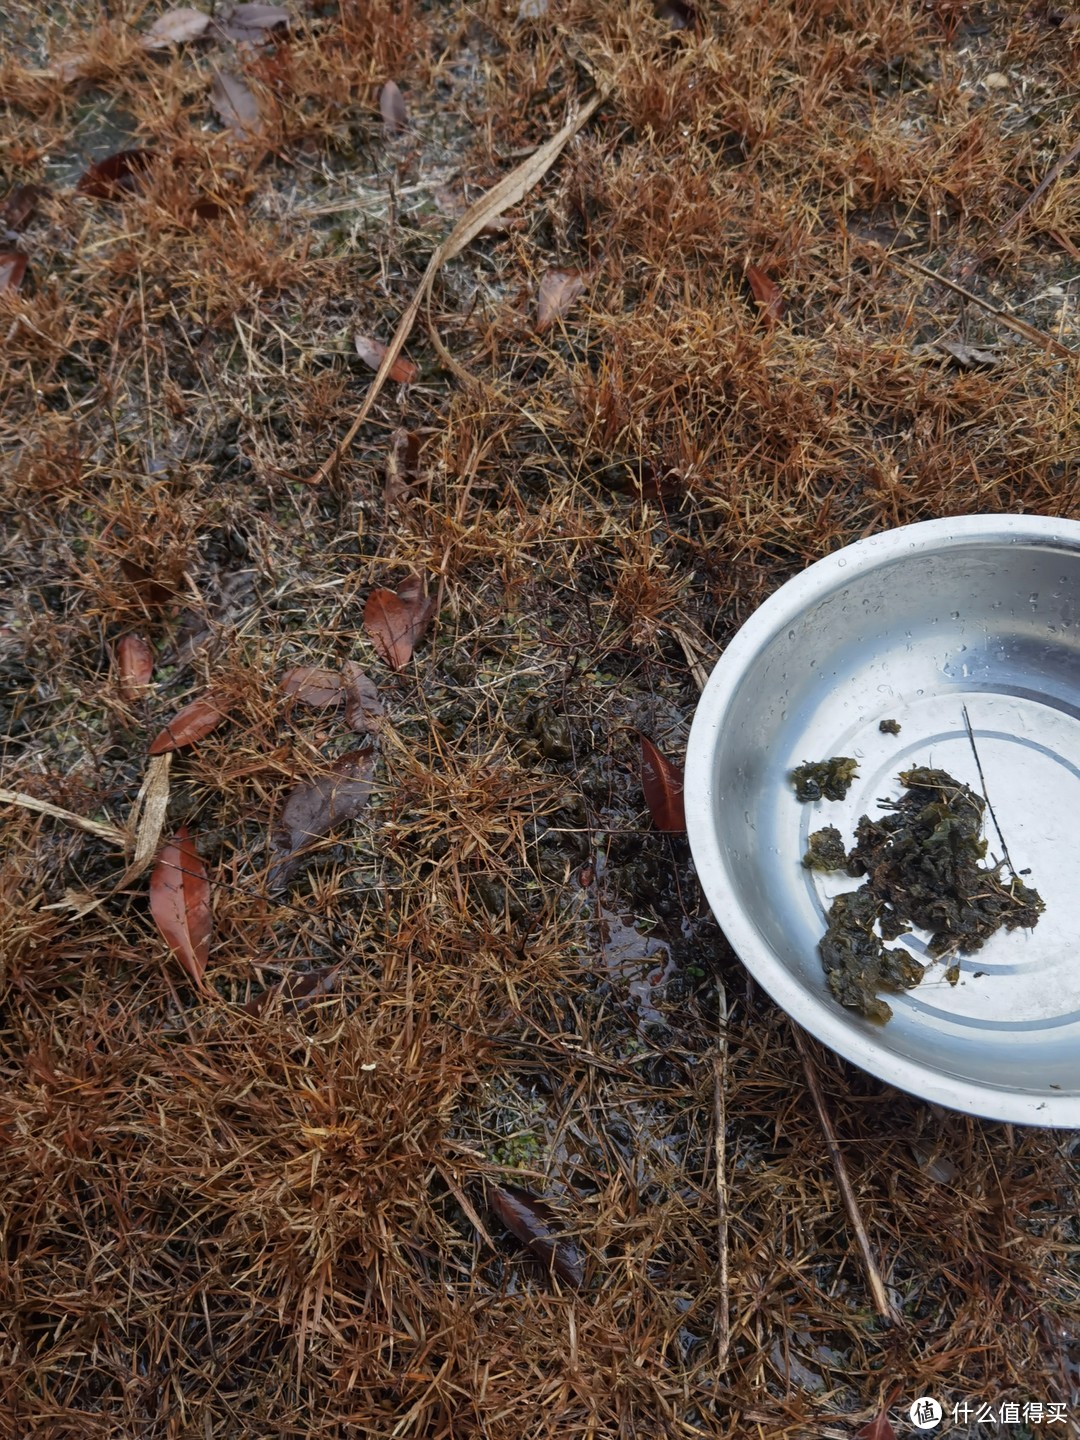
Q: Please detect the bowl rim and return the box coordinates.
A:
[685,513,1080,1126]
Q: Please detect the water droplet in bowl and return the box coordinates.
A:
[787,629,795,640]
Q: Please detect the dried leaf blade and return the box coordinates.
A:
[537,269,586,333]
[342,661,384,734]
[268,749,375,894]
[215,2,290,41]
[354,334,418,384]
[77,150,160,200]
[364,588,415,670]
[210,68,262,135]
[243,964,343,1017]
[640,732,686,833]
[379,79,408,133]
[746,263,784,326]
[142,7,211,49]
[488,1184,584,1287]
[281,666,345,709]
[395,576,437,648]
[855,1409,898,1440]
[0,252,28,294]
[1,183,46,232]
[149,824,211,991]
[148,695,227,754]
[117,634,155,695]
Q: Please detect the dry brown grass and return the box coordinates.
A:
[2,0,1079,1434]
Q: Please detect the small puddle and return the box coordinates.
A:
[595,898,678,1028]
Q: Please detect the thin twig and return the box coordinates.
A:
[961,704,1016,878]
[880,251,1076,360]
[996,134,1080,240]
[306,89,607,485]
[713,980,731,1370]
[791,1025,897,1324]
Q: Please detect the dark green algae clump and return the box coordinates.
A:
[790,756,859,802]
[802,766,1045,1024]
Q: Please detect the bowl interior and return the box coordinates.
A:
[688,521,1080,1122]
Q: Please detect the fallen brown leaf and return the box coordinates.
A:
[0,252,28,294]
[363,589,413,670]
[354,334,418,384]
[395,576,437,644]
[242,964,343,1017]
[149,824,212,992]
[536,268,586,333]
[384,427,420,510]
[746,263,784,327]
[933,338,1000,368]
[116,634,155,695]
[281,666,344,708]
[639,732,686,833]
[148,695,227,754]
[267,748,375,894]
[77,150,160,200]
[0,183,45,232]
[855,1409,898,1440]
[118,557,178,609]
[364,579,436,670]
[379,79,408,133]
[215,2,290,42]
[342,660,384,735]
[487,1184,584,1286]
[142,6,211,49]
[210,68,261,135]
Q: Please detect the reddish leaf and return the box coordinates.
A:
[210,69,261,135]
[215,2,290,42]
[267,748,375,893]
[488,1184,584,1286]
[639,732,686,833]
[119,557,176,608]
[0,183,45,232]
[746,263,784,327]
[384,427,420,510]
[0,252,27,294]
[148,695,227,754]
[395,576,437,644]
[281,666,344,709]
[363,588,415,670]
[536,269,586,333]
[242,963,342,1016]
[855,1411,898,1440]
[379,79,408,132]
[77,150,160,200]
[342,660,384,734]
[354,334,418,384]
[116,634,155,695]
[142,6,211,49]
[149,824,211,991]
[364,580,435,670]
